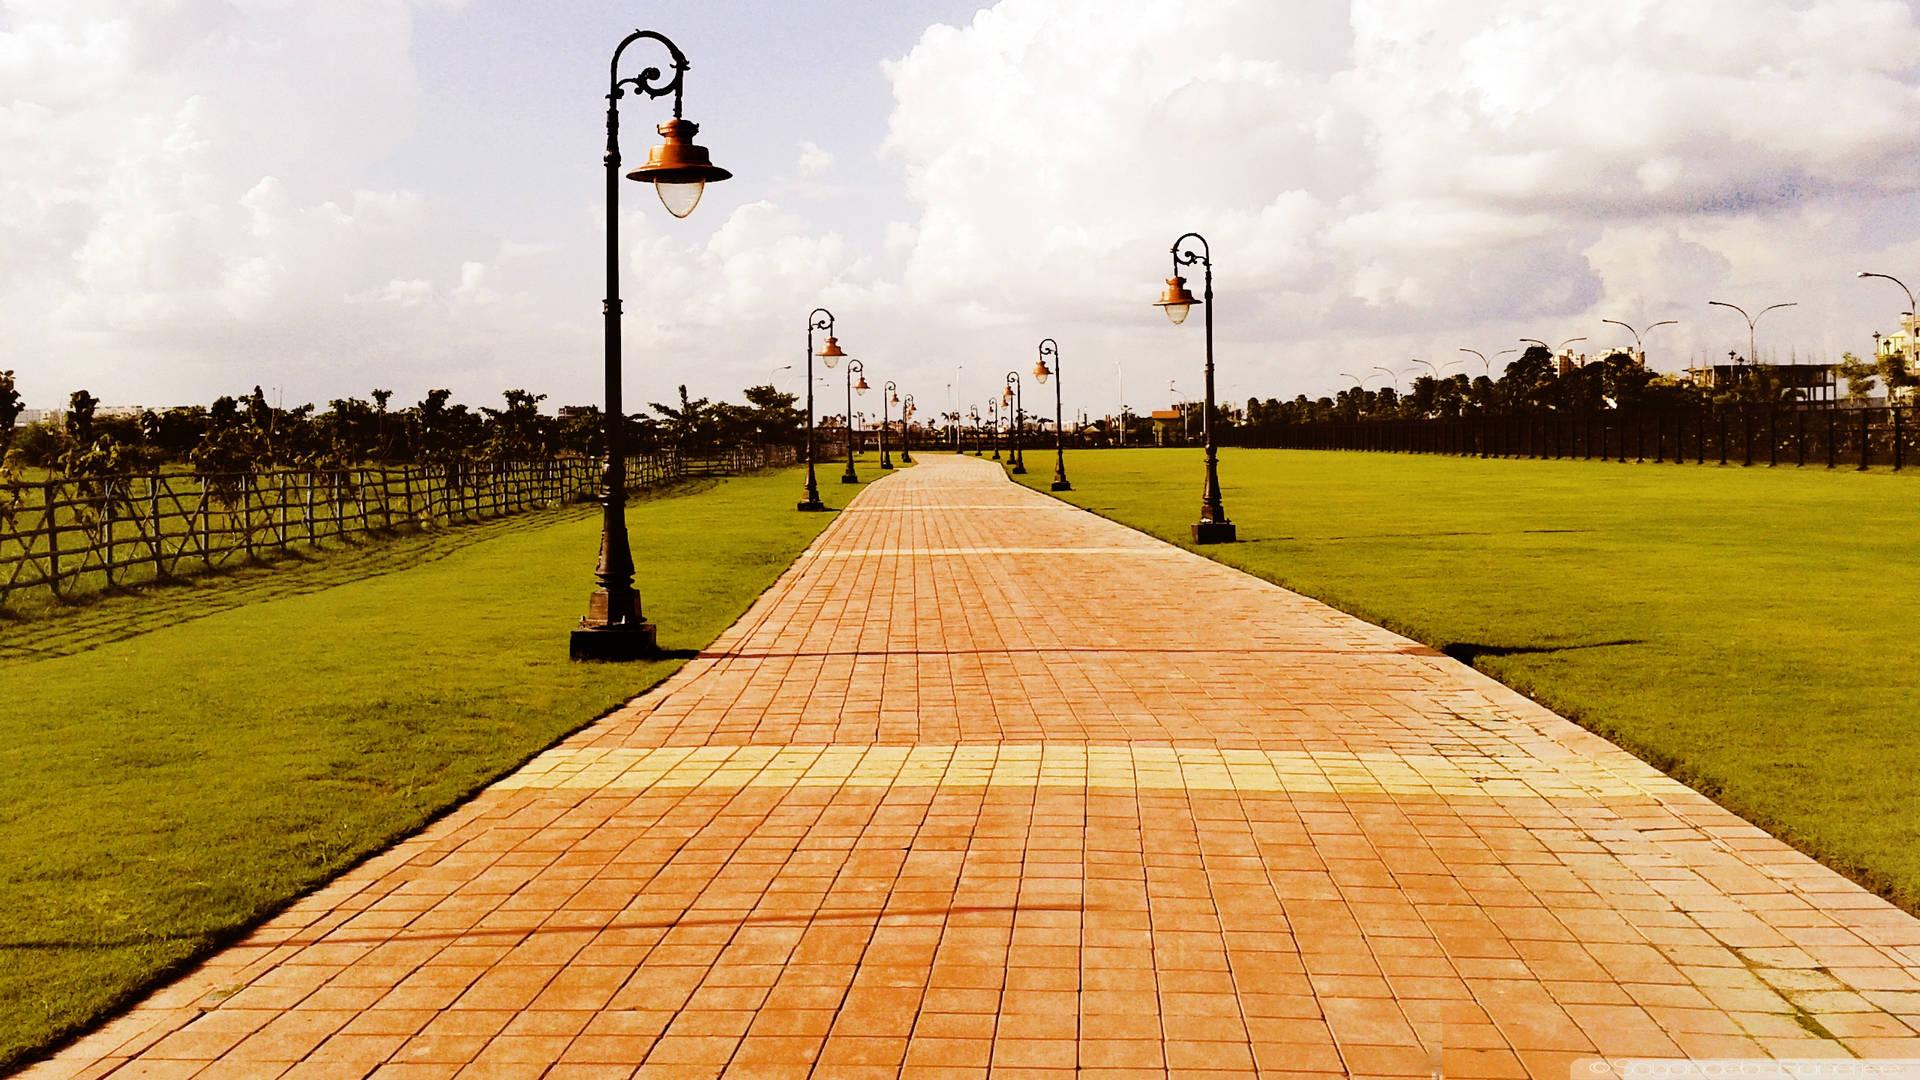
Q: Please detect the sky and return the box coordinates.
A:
[6,0,1920,421]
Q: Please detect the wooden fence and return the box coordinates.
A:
[0,446,794,607]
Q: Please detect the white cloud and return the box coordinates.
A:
[875,0,1920,397]
[795,140,833,178]
[7,0,1920,420]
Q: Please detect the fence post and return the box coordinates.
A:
[1896,406,1904,472]
[44,481,60,594]
[103,483,116,590]
[1859,408,1871,471]
[1767,410,1777,468]
[1796,409,1806,467]
[149,476,165,578]
[1827,408,1837,469]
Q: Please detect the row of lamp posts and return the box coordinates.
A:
[573,29,1233,662]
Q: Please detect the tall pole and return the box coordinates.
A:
[989,399,1001,459]
[1039,338,1069,490]
[799,309,831,511]
[901,395,915,463]
[1165,232,1232,543]
[1005,372,1026,474]
[574,28,711,661]
[841,359,864,483]
[1116,359,1126,447]
[880,380,895,469]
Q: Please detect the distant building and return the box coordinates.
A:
[1873,315,1918,404]
[1149,408,1185,446]
[1684,362,1836,404]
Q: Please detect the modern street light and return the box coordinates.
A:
[1857,270,1916,316]
[1459,347,1516,376]
[1003,371,1026,474]
[1337,371,1374,390]
[841,358,868,483]
[1857,272,1916,369]
[1601,319,1677,359]
[1709,300,1797,366]
[880,380,897,470]
[1153,231,1234,543]
[572,28,732,663]
[799,308,842,512]
[1372,365,1399,391]
[901,395,915,463]
[1034,338,1069,490]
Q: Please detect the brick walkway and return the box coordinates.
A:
[27,453,1920,1080]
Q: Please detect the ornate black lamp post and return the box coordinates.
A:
[901,395,916,463]
[969,406,982,455]
[880,381,897,469]
[841,359,868,483]
[1154,232,1235,544]
[800,308,843,511]
[1033,338,1069,491]
[989,399,1002,459]
[572,29,732,662]
[1003,372,1026,474]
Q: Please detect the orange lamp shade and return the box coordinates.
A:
[627,117,733,219]
[1033,359,1051,384]
[1155,275,1199,325]
[817,335,845,368]
[854,375,869,395]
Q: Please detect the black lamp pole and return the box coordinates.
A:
[880,381,896,469]
[1037,338,1069,491]
[1005,372,1026,474]
[572,29,731,661]
[990,399,1001,460]
[901,395,915,463]
[799,308,833,511]
[970,407,981,455]
[841,359,866,483]
[1156,232,1234,543]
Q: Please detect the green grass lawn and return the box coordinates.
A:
[0,461,870,1070]
[1017,448,1920,907]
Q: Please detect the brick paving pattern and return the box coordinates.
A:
[24,453,1920,1080]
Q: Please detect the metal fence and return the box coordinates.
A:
[1243,405,1916,471]
[0,445,796,607]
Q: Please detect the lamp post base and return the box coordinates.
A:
[569,620,658,661]
[796,498,827,512]
[1191,520,1236,544]
[1051,479,1073,491]
[881,460,894,470]
[1010,463,1026,475]
[841,473,859,484]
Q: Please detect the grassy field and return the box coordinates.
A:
[1017,448,1920,906]
[0,461,870,1070]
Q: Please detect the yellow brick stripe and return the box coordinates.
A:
[494,743,1666,800]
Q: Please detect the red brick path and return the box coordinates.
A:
[25,454,1920,1079]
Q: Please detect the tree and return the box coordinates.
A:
[67,389,99,446]
[480,389,551,458]
[741,384,803,446]
[0,370,22,456]
[650,385,716,453]
[1835,352,1880,403]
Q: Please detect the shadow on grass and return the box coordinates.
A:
[1442,638,1642,667]
[0,477,725,663]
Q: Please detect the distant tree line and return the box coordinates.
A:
[1238,345,1917,434]
[0,374,805,482]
